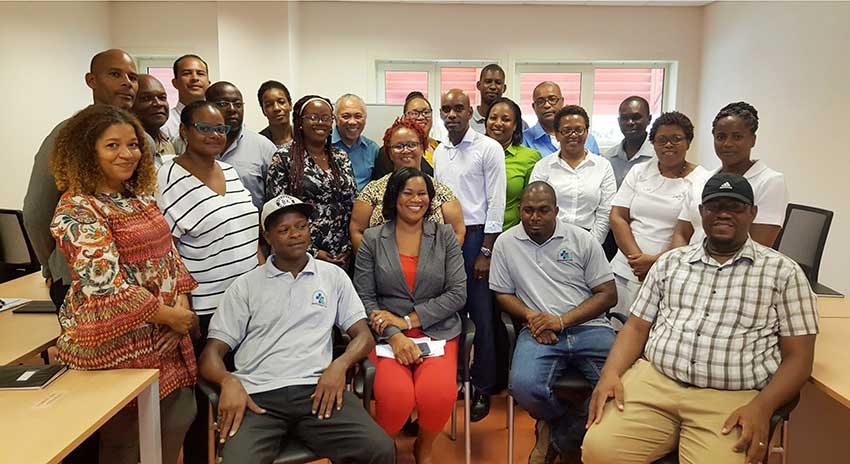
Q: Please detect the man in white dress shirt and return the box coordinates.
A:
[434,89,507,421]
[162,54,210,145]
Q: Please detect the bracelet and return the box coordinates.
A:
[404,315,413,330]
[558,316,565,332]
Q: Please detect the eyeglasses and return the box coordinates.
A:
[303,114,333,123]
[702,199,750,214]
[558,127,586,137]
[654,135,687,146]
[390,141,421,153]
[213,100,244,110]
[405,109,432,118]
[533,95,562,107]
[192,122,231,136]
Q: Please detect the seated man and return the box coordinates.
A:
[199,194,395,464]
[582,173,818,464]
[489,181,618,464]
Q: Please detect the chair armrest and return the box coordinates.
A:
[353,357,376,408]
[501,312,517,370]
[770,394,800,433]
[460,313,476,381]
[197,377,222,420]
[607,311,628,327]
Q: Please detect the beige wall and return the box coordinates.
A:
[0,1,111,210]
[698,1,850,292]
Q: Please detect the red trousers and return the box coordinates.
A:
[369,329,458,435]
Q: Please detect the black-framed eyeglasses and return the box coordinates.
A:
[192,122,231,136]
[390,141,421,153]
[654,135,687,146]
[405,109,432,118]
[303,114,333,123]
[213,100,244,110]
[533,95,562,107]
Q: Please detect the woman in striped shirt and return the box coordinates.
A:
[156,100,260,462]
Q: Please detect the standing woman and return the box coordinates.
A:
[156,101,260,463]
[484,97,541,230]
[257,80,293,149]
[265,95,357,267]
[49,104,197,464]
[671,101,787,248]
[354,168,466,464]
[529,105,616,245]
[609,112,710,315]
[372,91,440,179]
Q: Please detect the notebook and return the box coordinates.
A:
[0,365,67,390]
[12,300,58,314]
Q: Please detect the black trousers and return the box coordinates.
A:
[220,385,395,464]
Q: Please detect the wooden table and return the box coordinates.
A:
[0,272,59,365]
[811,317,850,408]
[817,295,850,319]
[0,369,162,464]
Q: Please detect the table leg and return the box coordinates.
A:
[138,379,162,464]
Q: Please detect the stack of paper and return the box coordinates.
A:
[376,337,447,359]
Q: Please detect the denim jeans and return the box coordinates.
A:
[509,324,615,453]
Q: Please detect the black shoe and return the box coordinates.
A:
[469,393,490,422]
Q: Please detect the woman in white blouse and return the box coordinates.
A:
[671,101,788,248]
[529,105,616,244]
[609,112,709,315]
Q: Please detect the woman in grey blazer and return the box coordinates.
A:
[354,167,466,464]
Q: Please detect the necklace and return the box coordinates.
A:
[658,161,687,178]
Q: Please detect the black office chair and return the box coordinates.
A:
[502,313,798,464]
[773,203,839,296]
[0,209,40,283]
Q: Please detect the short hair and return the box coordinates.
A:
[479,64,505,80]
[485,97,524,146]
[50,104,156,196]
[521,181,557,206]
[403,91,431,114]
[335,93,367,116]
[382,117,427,152]
[180,100,221,127]
[649,111,695,143]
[206,81,239,100]
[381,167,435,222]
[89,49,134,73]
[620,95,650,114]
[256,80,292,107]
[533,81,560,95]
[554,105,590,131]
[172,54,209,78]
[712,101,759,135]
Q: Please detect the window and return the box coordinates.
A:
[383,71,428,105]
[515,63,673,151]
[136,56,180,109]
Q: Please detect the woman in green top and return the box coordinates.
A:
[485,97,542,230]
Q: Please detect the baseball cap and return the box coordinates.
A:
[261,194,313,229]
[701,173,754,205]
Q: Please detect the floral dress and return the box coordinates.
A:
[50,192,198,399]
[265,145,357,257]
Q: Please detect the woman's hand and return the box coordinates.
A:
[388,333,423,366]
[156,329,183,355]
[370,309,405,334]
[627,253,658,282]
[167,306,196,335]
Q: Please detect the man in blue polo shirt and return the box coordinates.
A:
[490,181,617,464]
[333,93,380,191]
[523,81,600,156]
[200,194,394,464]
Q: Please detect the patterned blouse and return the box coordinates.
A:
[265,145,357,257]
[51,192,198,399]
[357,173,458,227]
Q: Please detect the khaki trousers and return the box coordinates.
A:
[582,359,759,464]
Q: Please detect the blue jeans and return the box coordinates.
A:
[509,324,615,453]
[461,226,503,394]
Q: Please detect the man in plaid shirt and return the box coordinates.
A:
[582,173,818,464]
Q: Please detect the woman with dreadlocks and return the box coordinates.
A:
[265,95,357,267]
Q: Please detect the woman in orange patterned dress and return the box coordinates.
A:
[49,104,198,464]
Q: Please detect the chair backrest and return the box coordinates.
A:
[773,203,833,283]
[0,209,38,266]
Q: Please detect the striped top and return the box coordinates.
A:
[157,159,260,315]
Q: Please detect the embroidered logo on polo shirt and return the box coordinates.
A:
[312,290,327,307]
[557,247,573,263]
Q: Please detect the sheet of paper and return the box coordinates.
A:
[376,337,447,359]
[0,298,30,313]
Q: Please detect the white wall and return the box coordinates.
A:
[699,1,850,292]
[0,1,111,209]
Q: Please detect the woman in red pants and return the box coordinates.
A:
[354,167,467,464]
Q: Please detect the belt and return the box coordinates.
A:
[466,224,485,232]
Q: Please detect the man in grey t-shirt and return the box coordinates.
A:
[490,182,617,464]
[199,195,393,464]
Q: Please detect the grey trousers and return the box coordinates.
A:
[99,386,197,464]
[220,385,395,464]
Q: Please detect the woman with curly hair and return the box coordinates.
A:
[350,117,465,252]
[671,101,788,247]
[608,111,709,315]
[264,95,357,267]
[50,104,198,464]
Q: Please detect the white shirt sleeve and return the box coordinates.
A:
[529,158,547,183]
[754,172,788,226]
[590,161,617,243]
[334,267,368,332]
[612,163,640,209]
[207,278,251,350]
[482,143,507,234]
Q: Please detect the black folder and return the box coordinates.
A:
[0,364,67,390]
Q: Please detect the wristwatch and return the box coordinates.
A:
[479,246,492,258]
[404,315,413,330]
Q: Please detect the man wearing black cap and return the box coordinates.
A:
[582,174,819,464]
[199,194,394,464]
